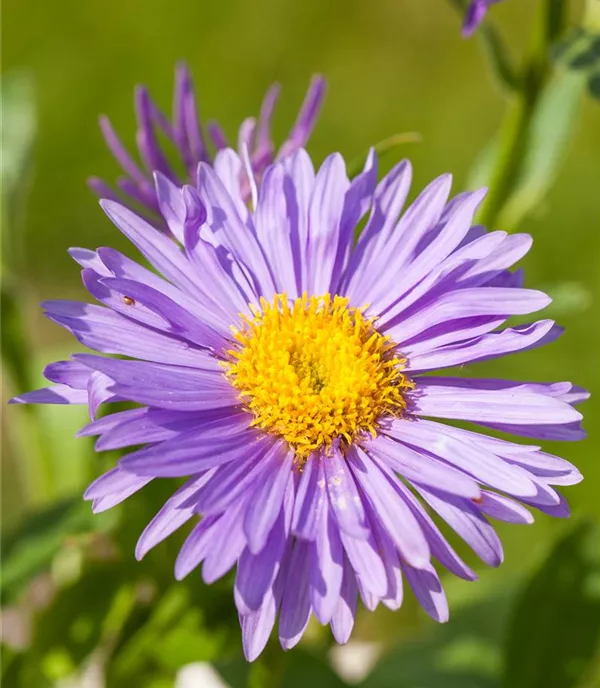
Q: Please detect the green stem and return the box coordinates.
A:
[347,131,421,178]
[477,97,536,230]
[2,280,57,502]
[447,0,520,94]
[23,411,58,504]
[1,280,35,394]
[477,0,565,229]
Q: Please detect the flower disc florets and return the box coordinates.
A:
[225,293,413,457]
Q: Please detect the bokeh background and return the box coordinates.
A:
[2,1,599,686]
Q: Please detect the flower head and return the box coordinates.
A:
[463,0,505,37]
[13,148,586,660]
[88,63,326,226]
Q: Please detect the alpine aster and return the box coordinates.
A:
[463,0,505,36]
[88,63,325,223]
[12,149,586,661]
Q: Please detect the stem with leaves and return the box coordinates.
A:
[2,285,58,501]
[478,0,567,228]
[2,70,58,503]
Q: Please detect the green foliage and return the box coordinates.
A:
[1,69,36,240]
[282,650,350,688]
[502,522,600,688]
[1,70,37,395]
[33,563,129,676]
[472,0,587,231]
[1,498,109,604]
[1,645,51,688]
[108,584,231,680]
[4,354,99,508]
[496,69,585,229]
[227,648,350,688]
[552,0,600,102]
[1,282,36,398]
[554,29,600,71]
[360,592,512,688]
[2,490,242,687]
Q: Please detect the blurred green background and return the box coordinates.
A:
[2,0,600,686]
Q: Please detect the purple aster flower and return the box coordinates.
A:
[88,62,326,224]
[12,149,586,661]
[463,0,505,37]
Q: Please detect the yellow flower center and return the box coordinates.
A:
[224,293,413,458]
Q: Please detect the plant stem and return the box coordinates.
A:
[1,279,35,394]
[347,132,421,178]
[477,0,565,229]
[2,280,57,503]
[447,0,520,93]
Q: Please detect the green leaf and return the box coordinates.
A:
[551,2,600,102]
[1,282,35,396]
[31,562,130,679]
[154,608,228,669]
[5,346,96,506]
[108,586,191,678]
[1,69,36,267]
[1,645,51,688]
[25,382,96,494]
[588,69,600,100]
[0,498,107,604]
[497,69,585,229]
[502,521,600,688]
[107,583,235,684]
[553,28,600,71]
[360,592,512,687]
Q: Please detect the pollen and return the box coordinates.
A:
[224,293,413,458]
